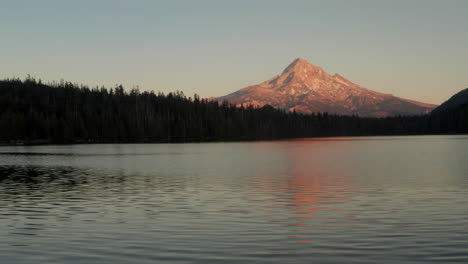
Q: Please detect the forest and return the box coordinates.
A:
[0,77,467,144]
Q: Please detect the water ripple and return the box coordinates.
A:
[0,137,467,263]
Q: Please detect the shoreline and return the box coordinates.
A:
[1,133,467,147]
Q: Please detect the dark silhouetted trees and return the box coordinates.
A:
[0,77,466,144]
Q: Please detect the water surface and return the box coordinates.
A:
[1,136,468,263]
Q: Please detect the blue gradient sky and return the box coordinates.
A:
[1,0,467,104]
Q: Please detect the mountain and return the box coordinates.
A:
[429,88,468,134]
[217,58,437,117]
[432,88,468,113]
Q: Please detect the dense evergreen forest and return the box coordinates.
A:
[0,77,467,144]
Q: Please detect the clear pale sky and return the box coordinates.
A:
[1,0,467,104]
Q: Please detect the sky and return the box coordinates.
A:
[1,0,467,104]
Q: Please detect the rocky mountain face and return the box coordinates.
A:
[217,58,437,117]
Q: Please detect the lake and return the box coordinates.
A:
[1,136,468,263]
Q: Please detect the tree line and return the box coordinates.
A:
[0,77,466,144]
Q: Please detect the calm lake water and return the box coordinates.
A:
[1,136,468,263]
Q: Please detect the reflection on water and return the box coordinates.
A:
[0,136,468,263]
[252,141,359,244]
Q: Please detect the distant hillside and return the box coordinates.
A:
[432,88,468,113]
[429,88,468,134]
[217,58,437,117]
